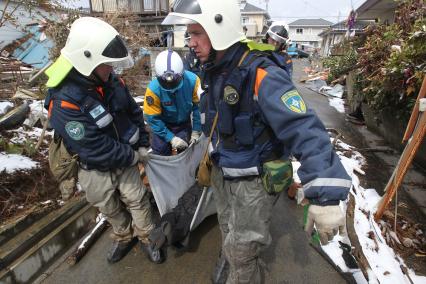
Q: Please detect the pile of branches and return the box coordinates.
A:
[356,0,426,121]
[323,0,425,121]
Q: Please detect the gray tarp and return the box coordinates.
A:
[145,136,216,231]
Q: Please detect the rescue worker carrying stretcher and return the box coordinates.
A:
[162,1,351,283]
[143,50,202,155]
[44,17,165,264]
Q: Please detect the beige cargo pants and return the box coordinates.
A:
[78,164,155,242]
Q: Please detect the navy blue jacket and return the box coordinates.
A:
[201,43,351,205]
[45,69,149,171]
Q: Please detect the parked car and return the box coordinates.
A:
[286,43,311,58]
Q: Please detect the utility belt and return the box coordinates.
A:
[78,161,110,172]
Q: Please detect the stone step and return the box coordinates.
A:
[0,197,98,284]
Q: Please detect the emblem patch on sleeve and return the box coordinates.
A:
[65,121,85,140]
[281,90,306,113]
[146,96,154,106]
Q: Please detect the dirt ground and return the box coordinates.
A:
[0,131,60,225]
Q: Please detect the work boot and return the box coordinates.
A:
[107,238,137,263]
[211,251,229,284]
[141,241,166,264]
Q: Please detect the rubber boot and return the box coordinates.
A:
[141,241,166,264]
[107,238,137,263]
[211,251,229,284]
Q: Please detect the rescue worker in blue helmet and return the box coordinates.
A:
[143,50,202,155]
[264,24,293,77]
[162,1,351,283]
[43,17,165,264]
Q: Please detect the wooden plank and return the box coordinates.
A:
[402,76,426,142]
[375,109,426,221]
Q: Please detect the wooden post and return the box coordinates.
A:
[67,217,108,265]
[374,107,426,221]
[402,76,426,142]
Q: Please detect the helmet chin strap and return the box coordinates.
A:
[202,48,217,71]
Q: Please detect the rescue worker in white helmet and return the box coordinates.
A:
[163,1,351,282]
[44,17,165,264]
[264,24,293,77]
[143,49,202,155]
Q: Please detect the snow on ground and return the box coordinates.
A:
[9,126,53,144]
[0,152,39,173]
[1,100,53,173]
[292,137,426,283]
[329,97,345,113]
[0,101,14,115]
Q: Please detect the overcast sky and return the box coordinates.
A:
[249,0,366,24]
[70,0,366,25]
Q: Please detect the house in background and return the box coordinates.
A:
[89,0,169,16]
[288,18,333,48]
[319,0,399,57]
[238,0,270,40]
[89,0,171,45]
[356,0,398,24]
[319,20,373,56]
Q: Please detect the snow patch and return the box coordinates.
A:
[329,98,345,113]
[0,152,39,173]
[0,101,14,115]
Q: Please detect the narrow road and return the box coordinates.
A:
[39,59,348,284]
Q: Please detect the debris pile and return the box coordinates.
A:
[0,57,35,99]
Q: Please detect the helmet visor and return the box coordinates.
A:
[102,35,129,59]
[268,26,288,44]
[104,55,134,69]
[162,0,201,25]
[172,0,202,14]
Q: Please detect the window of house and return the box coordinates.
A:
[242,16,249,24]
[296,28,303,34]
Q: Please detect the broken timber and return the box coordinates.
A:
[374,76,426,221]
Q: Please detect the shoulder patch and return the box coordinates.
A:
[146,96,154,106]
[281,90,306,113]
[65,121,85,140]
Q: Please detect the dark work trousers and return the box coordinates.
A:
[151,121,191,156]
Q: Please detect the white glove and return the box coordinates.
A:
[170,136,188,150]
[305,204,347,245]
[189,131,201,145]
[138,147,150,163]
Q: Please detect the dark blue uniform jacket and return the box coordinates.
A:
[201,43,351,206]
[44,69,149,171]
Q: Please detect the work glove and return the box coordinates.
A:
[138,147,150,163]
[189,131,201,145]
[170,136,188,151]
[304,204,347,245]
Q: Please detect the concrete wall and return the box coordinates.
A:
[346,72,426,167]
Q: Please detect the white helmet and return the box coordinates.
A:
[267,24,291,46]
[162,0,246,51]
[61,17,133,76]
[155,50,184,90]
